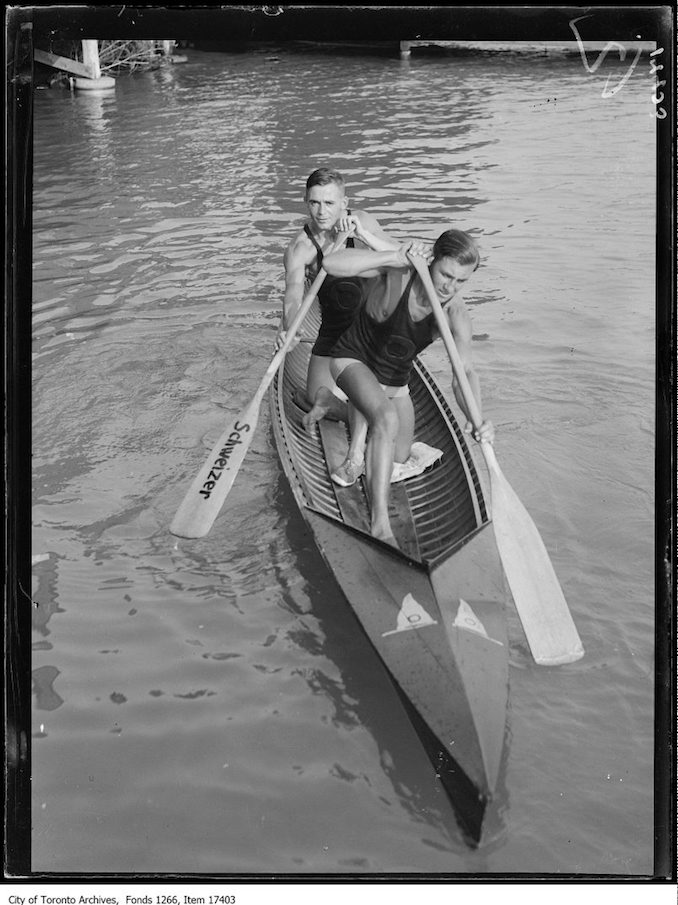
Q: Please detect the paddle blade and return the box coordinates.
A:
[485,450,584,665]
[170,397,261,539]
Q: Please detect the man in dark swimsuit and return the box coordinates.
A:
[280,167,398,485]
[323,229,495,546]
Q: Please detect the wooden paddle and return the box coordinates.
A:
[410,254,584,666]
[170,231,351,539]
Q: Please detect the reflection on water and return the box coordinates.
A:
[32,666,64,712]
[272,472,501,852]
[31,555,63,642]
[31,46,656,874]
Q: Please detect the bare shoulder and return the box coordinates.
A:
[365,268,407,316]
[352,208,381,229]
[284,227,315,268]
[445,298,472,338]
[286,226,311,254]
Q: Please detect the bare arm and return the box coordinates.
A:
[324,243,410,278]
[282,239,312,330]
[344,211,401,253]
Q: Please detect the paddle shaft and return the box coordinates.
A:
[410,254,584,665]
[409,256,499,477]
[408,261,503,488]
[409,256,483,428]
[170,231,351,539]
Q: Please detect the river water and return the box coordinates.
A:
[30,45,660,877]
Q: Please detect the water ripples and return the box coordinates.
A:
[31,46,657,874]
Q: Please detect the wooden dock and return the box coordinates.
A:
[34,39,182,90]
[399,40,656,57]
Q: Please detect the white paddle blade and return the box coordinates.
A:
[170,397,260,539]
[410,255,582,665]
[486,455,584,665]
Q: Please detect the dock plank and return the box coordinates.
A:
[34,48,94,79]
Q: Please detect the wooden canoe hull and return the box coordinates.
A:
[270,337,508,842]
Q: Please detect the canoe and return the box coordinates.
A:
[269,319,509,844]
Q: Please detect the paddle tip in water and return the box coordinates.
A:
[534,644,585,667]
[169,512,210,539]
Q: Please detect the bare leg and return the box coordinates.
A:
[337,393,407,475]
[302,386,339,431]
[393,394,415,464]
[346,403,368,464]
[292,388,311,412]
[336,363,399,547]
[302,354,348,430]
[330,403,368,487]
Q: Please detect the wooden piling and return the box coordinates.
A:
[81,40,101,79]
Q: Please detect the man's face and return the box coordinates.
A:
[429,257,476,303]
[305,183,348,231]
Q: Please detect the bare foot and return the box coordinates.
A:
[292,389,311,413]
[371,520,399,549]
[302,386,335,432]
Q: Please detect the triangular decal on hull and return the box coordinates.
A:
[454,598,504,646]
[382,593,438,636]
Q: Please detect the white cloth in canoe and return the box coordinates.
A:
[390,442,443,484]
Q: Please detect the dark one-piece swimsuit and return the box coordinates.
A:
[304,223,365,357]
[330,272,437,387]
